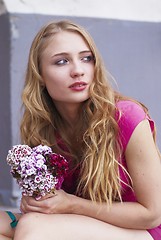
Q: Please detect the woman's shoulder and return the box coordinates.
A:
[116,99,147,128]
[115,99,154,151]
[116,100,145,117]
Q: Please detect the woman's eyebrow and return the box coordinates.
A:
[51,50,92,58]
[80,50,92,54]
[51,52,68,58]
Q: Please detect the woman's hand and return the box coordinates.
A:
[20,189,75,214]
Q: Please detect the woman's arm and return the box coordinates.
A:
[73,119,161,229]
[73,120,161,229]
[20,120,161,230]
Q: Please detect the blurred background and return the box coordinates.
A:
[0,0,161,208]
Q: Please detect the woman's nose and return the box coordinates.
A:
[70,61,84,78]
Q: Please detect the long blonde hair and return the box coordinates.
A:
[20,19,152,205]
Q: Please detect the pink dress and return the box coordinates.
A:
[61,100,161,239]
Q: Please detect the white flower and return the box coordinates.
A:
[26,168,36,176]
[36,159,45,168]
[34,176,41,183]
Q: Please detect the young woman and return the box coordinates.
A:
[0,19,161,240]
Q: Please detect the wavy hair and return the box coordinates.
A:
[20,20,156,205]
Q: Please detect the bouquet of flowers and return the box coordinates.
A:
[6,144,68,199]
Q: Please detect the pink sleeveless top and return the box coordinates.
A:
[116,101,161,239]
[61,100,161,239]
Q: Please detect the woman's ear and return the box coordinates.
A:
[40,76,46,87]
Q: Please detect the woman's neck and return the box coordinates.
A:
[53,102,82,127]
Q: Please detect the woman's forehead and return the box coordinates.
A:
[41,31,91,56]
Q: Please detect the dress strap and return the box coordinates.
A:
[6,211,18,228]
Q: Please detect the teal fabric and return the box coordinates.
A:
[6,211,18,228]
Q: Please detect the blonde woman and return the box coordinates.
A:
[0,19,161,240]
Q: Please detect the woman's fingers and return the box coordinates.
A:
[20,194,55,213]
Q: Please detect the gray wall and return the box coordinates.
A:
[0,11,161,206]
[0,12,12,205]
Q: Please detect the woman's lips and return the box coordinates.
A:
[69,82,87,91]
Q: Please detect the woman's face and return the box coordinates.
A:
[40,31,95,109]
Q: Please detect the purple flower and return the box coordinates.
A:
[6,144,68,199]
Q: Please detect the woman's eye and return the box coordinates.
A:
[55,59,68,65]
[81,55,94,62]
